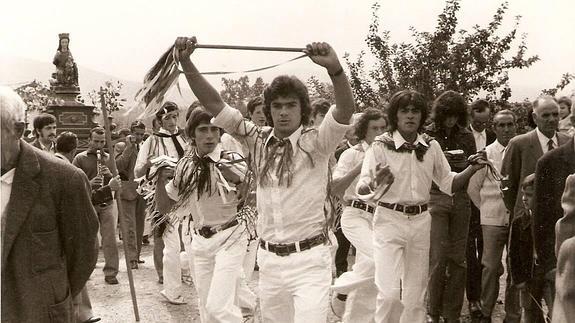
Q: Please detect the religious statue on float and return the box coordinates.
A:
[50,33,79,88]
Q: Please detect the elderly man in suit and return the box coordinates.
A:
[1,86,99,322]
[502,96,570,321]
[552,174,575,322]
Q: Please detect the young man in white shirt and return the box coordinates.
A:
[356,90,488,323]
[467,110,521,322]
[331,108,387,322]
[165,108,249,322]
[175,36,355,322]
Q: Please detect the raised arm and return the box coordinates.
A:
[176,37,226,116]
[304,42,355,124]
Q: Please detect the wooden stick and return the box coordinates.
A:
[195,44,306,52]
[99,89,140,321]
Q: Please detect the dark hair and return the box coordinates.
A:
[118,128,131,137]
[185,108,222,141]
[186,100,203,121]
[155,101,179,121]
[492,109,517,124]
[432,90,469,128]
[247,96,264,115]
[32,113,56,138]
[558,96,572,113]
[385,90,429,133]
[57,37,69,51]
[55,131,78,154]
[130,120,146,132]
[522,173,536,192]
[89,127,106,139]
[470,99,490,116]
[355,108,386,140]
[263,75,311,127]
[310,98,331,118]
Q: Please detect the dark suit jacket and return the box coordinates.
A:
[486,128,496,146]
[509,208,535,285]
[501,130,570,220]
[552,175,575,322]
[115,144,140,200]
[534,138,575,273]
[1,141,99,323]
[30,138,43,150]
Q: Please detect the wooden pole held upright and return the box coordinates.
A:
[99,88,140,321]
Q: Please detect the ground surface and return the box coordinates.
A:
[89,241,510,323]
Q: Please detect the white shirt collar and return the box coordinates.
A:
[199,144,223,163]
[159,127,179,135]
[392,131,429,149]
[264,125,303,150]
[1,168,16,185]
[492,139,506,153]
[360,140,370,151]
[536,127,557,145]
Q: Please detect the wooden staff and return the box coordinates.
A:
[195,44,306,52]
[100,89,140,321]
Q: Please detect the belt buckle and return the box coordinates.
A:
[273,244,291,257]
[199,226,215,239]
[404,205,418,215]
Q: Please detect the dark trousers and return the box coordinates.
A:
[335,225,351,276]
[428,192,471,321]
[121,195,146,262]
[520,266,555,323]
[153,225,165,279]
[466,205,483,302]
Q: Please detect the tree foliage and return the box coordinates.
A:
[541,73,575,96]
[220,76,267,112]
[345,0,540,109]
[306,76,335,103]
[14,80,63,113]
[89,80,126,115]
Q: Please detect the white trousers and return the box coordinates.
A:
[237,239,258,310]
[334,206,377,323]
[162,222,193,299]
[373,208,431,323]
[192,225,248,323]
[258,244,332,323]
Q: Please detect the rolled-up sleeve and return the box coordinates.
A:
[212,105,260,151]
[431,141,456,195]
[333,149,355,181]
[356,142,385,200]
[316,107,351,155]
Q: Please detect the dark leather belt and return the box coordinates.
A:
[194,219,239,239]
[345,200,375,214]
[378,202,428,215]
[260,234,326,257]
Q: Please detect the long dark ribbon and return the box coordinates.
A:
[153,131,185,159]
[180,54,308,76]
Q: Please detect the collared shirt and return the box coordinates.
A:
[38,140,55,154]
[165,144,245,228]
[135,127,188,177]
[356,131,456,205]
[213,104,350,243]
[1,168,16,247]
[536,127,558,153]
[467,140,510,226]
[333,141,370,202]
[471,125,487,151]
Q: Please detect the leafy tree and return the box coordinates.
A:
[306,76,335,103]
[88,80,126,115]
[14,80,63,113]
[220,76,268,114]
[541,73,575,96]
[345,0,540,109]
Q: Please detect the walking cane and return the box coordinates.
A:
[100,89,140,321]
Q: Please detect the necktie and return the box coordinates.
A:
[547,139,554,152]
[170,134,185,159]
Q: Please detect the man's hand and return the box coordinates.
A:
[175,36,197,59]
[90,176,103,188]
[304,42,342,75]
[371,164,394,189]
[109,175,122,191]
[467,150,489,171]
[157,167,175,183]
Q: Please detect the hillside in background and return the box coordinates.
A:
[0,55,197,128]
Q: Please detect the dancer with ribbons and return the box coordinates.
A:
[175,36,355,322]
[356,90,489,323]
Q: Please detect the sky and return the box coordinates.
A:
[1,0,574,101]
